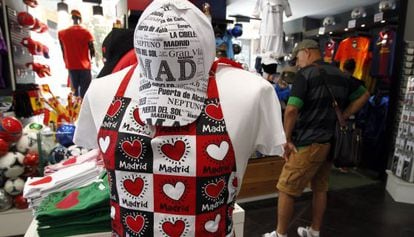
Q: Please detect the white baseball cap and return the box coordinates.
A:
[134,0,215,127]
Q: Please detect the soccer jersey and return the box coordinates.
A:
[253,0,292,57]
[58,25,94,70]
[323,39,337,63]
[370,29,397,82]
[334,36,371,80]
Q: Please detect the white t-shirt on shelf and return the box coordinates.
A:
[74,64,286,183]
[253,0,292,58]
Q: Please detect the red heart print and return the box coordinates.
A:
[161,141,186,161]
[122,140,142,158]
[232,177,238,188]
[62,157,77,166]
[126,215,145,233]
[205,179,225,198]
[133,108,145,126]
[107,100,121,117]
[29,176,52,186]
[162,220,185,237]
[205,104,223,121]
[123,178,144,196]
[55,191,80,209]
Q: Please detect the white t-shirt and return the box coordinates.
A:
[253,0,292,57]
[253,0,292,36]
[74,65,285,183]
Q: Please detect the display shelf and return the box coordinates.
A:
[386,170,414,204]
[0,208,33,236]
[238,156,284,199]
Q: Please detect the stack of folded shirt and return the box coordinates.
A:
[43,149,104,175]
[35,175,111,237]
[23,161,104,210]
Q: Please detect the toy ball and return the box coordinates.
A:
[67,145,89,157]
[22,165,39,178]
[56,124,76,147]
[48,145,69,164]
[23,152,39,167]
[13,194,29,209]
[0,152,25,179]
[322,16,336,27]
[232,44,242,55]
[231,23,243,38]
[0,138,9,156]
[379,0,395,12]
[0,189,13,211]
[23,122,45,133]
[351,7,367,19]
[0,116,23,143]
[16,132,39,154]
[4,178,25,196]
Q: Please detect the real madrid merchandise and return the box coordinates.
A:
[97,1,241,236]
[134,0,215,127]
[44,148,102,175]
[36,177,111,237]
[23,161,103,209]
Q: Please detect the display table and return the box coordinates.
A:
[0,208,33,236]
[25,203,245,237]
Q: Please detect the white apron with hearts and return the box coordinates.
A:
[97,62,239,237]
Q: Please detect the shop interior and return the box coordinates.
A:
[0,0,413,236]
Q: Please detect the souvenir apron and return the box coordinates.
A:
[98,59,242,236]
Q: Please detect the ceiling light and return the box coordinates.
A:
[344,28,349,31]
[361,24,366,28]
[93,5,103,16]
[57,0,68,13]
[381,20,386,23]
[329,31,333,35]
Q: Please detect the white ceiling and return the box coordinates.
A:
[226,0,381,21]
[37,0,382,22]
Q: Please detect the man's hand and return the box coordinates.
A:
[283,142,297,162]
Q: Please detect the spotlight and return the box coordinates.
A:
[381,20,386,23]
[329,31,333,35]
[361,24,366,28]
[344,28,349,31]
[93,5,103,16]
[57,0,68,13]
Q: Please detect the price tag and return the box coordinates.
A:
[348,19,356,29]
[318,27,326,35]
[374,12,384,23]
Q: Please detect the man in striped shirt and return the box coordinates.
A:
[266,39,369,237]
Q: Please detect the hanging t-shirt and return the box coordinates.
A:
[252,0,292,57]
[334,36,371,80]
[323,39,337,63]
[370,29,397,82]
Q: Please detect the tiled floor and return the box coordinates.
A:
[239,182,414,237]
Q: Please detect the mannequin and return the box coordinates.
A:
[58,10,95,98]
[74,0,285,236]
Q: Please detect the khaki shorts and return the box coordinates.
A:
[277,143,332,197]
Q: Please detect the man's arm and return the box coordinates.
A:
[343,90,370,120]
[283,104,299,161]
[88,41,95,58]
[59,40,65,59]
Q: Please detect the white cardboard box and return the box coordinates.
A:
[386,170,414,204]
